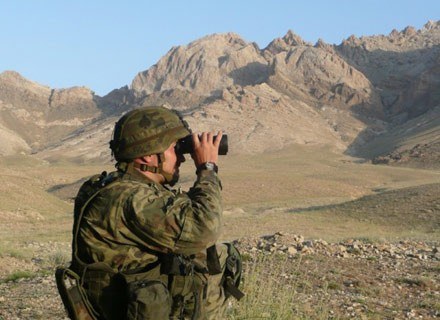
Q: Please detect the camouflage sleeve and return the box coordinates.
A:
[122,170,222,255]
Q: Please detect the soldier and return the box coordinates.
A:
[61,106,243,320]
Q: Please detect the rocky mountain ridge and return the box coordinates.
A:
[0,21,439,166]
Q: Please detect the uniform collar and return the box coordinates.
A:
[121,162,165,189]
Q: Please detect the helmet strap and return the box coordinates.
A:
[132,155,161,174]
[132,153,175,185]
[133,162,160,173]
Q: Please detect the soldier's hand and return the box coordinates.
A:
[191,131,223,166]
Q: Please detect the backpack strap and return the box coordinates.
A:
[55,266,101,320]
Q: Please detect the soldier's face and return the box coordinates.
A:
[162,142,185,185]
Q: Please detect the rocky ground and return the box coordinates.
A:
[372,142,440,170]
[234,233,440,319]
[0,161,438,319]
[0,233,438,319]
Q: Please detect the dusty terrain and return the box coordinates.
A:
[0,21,439,319]
[0,147,438,319]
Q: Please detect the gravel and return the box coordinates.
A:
[0,233,438,319]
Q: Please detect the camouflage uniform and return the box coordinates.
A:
[66,107,242,320]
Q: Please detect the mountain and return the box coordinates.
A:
[0,71,133,156]
[337,21,440,120]
[132,33,269,98]
[1,21,439,168]
[0,71,100,155]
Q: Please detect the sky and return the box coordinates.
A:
[1,1,439,96]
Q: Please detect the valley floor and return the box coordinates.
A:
[0,149,439,319]
[0,236,438,319]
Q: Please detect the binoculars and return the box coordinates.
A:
[175,134,228,155]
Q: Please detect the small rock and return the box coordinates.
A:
[338,245,347,252]
[302,247,315,254]
[303,240,314,248]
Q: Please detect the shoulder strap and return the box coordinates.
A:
[55,266,100,320]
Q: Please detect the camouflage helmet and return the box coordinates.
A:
[109,106,191,162]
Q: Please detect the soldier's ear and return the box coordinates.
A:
[143,155,158,166]
[135,155,157,166]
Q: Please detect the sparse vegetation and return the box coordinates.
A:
[226,254,337,320]
[223,246,440,319]
[2,270,36,283]
[0,148,439,319]
[226,254,309,320]
[395,277,431,289]
[47,250,70,268]
[0,244,33,261]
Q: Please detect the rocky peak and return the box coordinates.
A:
[49,86,95,110]
[0,70,26,82]
[314,38,334,52]
[0,71,51,116]
[264,30,310,56]
[0,71,51,96]
[0,71,104,154]
[339,21,440,52]
[283,30,306,46]
[389,29,400,38]
[100,86,135,114]
[53,86,93,98]
[340,35,362,47]
[336,21,440,122]
[131,32,268,98]
[46,86,101,123]
[201,32,247,47]
[402,26,417,37]
[423,20,440,31]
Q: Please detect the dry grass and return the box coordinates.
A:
[0,147,439,318]
[1,146,439,246]
[228,254,288,319]
[225,251,440,319]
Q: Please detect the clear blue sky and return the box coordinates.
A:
[1,1,438,96]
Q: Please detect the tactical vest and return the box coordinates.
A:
[56,171,243,320]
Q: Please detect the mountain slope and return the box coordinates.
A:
[1,22,439,166]
[132,33,269,97]
[336,21,440,120]
[0,71,103,155]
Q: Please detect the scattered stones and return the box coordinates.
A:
[0,232,438,319]
[235,232,440,261]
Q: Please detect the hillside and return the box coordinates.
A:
[0,71,132,156]
[0,21,439,166]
